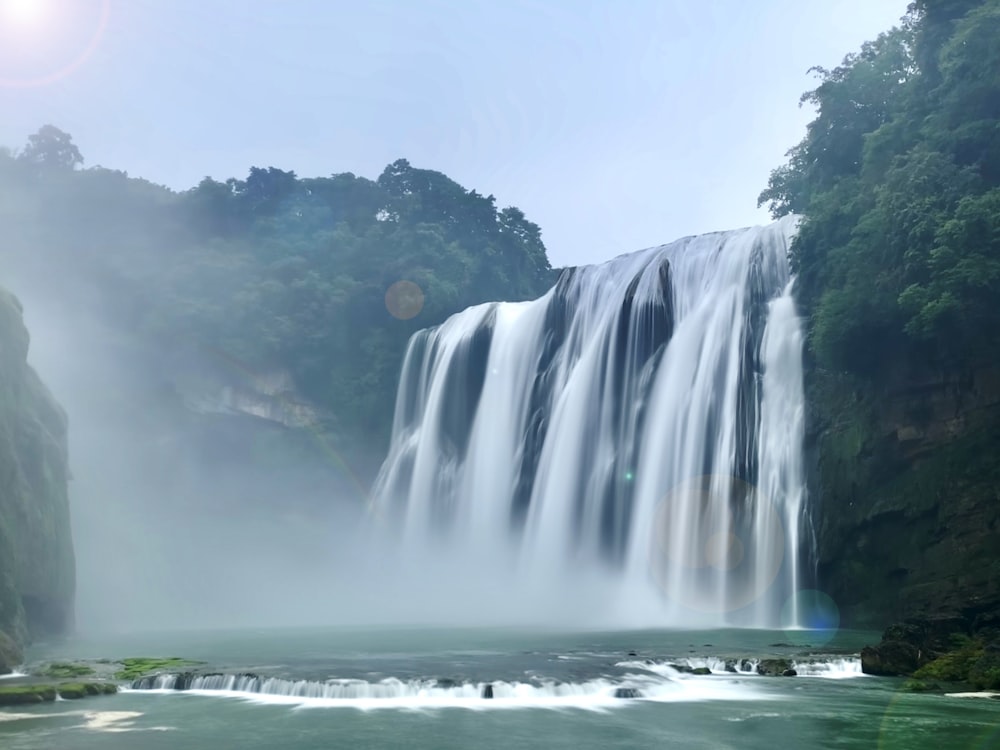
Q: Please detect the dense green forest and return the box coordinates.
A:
[0,131,554,450]
[759,0,1000,374]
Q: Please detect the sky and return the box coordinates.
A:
[0,0,910,268]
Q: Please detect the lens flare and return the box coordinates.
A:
[648,474,785,614]
[972,725,1000,750]
[704,531,744,571]
[877,691,924,750]
[780,589,840,647]
[385,280,425,320]
[1,0,47,27]
[0,0,109,88]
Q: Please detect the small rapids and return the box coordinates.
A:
[124,654,862,710]
[125,670,771,710]
[617,656,865,679]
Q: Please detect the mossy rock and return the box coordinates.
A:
[691,667,712,675]
[57,682,118,699]
[901,679,939,693]
[114,656,201,681]
[861,641,921,676]
[0,684,57,705]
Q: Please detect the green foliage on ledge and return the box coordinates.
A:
[914,635,1000,689]
[913,635,981,682]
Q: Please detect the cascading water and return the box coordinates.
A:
[371,215,809,627]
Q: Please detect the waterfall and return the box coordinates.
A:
[371,215,808,627]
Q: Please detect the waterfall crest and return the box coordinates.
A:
[372,215,807,627]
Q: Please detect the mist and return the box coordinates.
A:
[8,266,635,634]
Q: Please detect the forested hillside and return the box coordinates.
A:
[0,130,554,456]
[761,0,1000,626]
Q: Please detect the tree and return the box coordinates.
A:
[18,125,83,171]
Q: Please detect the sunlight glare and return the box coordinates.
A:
[1,0,47,28]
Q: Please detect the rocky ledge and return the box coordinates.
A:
[0,655,206,707]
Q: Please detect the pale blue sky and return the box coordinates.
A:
[1,0,910,266]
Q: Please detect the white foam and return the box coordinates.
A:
[791,658,865,679]
[81,711,143,732]
[0,670,26,680]
[945,691,1000,699]
[0,709,172,733]
[78,710,174,733]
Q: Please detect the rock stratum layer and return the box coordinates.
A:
[0,287,74,672]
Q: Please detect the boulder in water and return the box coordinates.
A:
[613,687,641,699]
[691,667,712,675]
[781,669,798,677]
[757,659,792,676]
[861,642,920,676]
[481,684,494,699]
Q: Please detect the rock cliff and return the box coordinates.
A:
[0,288,74,672]
[810,357,1000,628]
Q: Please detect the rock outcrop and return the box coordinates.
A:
[0,288,74,672]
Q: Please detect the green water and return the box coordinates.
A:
[2,627,998,749]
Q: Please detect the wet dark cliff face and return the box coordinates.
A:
[809,357,1000,629]
[0,288,74,671]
